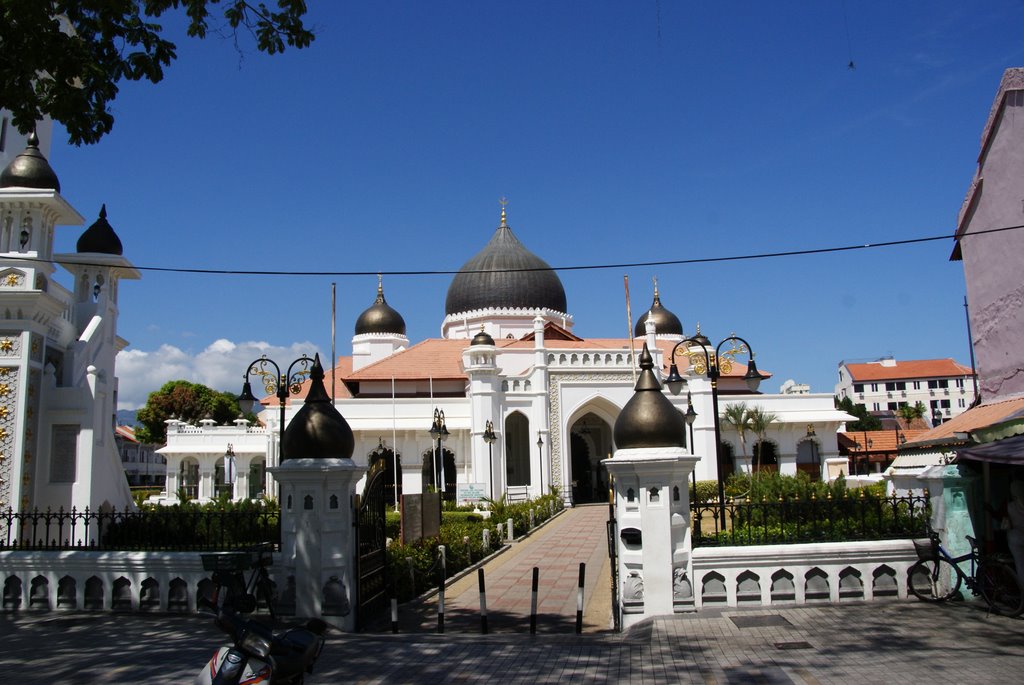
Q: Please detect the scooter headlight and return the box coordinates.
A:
[240,628,273,659]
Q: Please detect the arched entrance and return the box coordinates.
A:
[796,439,821,481]
[568,412,612,504]
[753,440,779,473]
[369,442,402,507]
[719,442,736,478]
[421,447,455,501]
[248,458,266,499]
[179,457,199,500]
[505,412,531,488]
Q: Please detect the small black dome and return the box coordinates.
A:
[77,205,124,255]
[471,328,495,346]
[445,208,567,316]
[634,283,682,336]
[282,355,355,460]
[613,344,686,450]
[354,278,406,335]
[691,324,711,347]
[0,132,60,192]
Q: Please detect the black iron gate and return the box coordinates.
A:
[355,458,388,629]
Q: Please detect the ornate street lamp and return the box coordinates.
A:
[665,334,766,529]
[429,409,449,499]
[482,420,497,500]
[237,355,315,466]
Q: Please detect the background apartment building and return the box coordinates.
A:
[835,357,976,424]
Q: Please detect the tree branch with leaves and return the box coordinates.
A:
[0,1,315,145]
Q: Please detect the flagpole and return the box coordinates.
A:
[331,282,337,402]
[624,275,637,384]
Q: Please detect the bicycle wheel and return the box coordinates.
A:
[908,558,961,601]
[978,562,1024,617]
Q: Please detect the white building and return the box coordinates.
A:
[0,134,138,512]
[835,357,976,424]
[161,206,852,504]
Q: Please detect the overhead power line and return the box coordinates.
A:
[13,223,1019,278]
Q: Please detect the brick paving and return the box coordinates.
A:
[2,505,1023,682]
[1,601,1021,683]
[390,502,613,634]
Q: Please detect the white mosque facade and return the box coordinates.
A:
[161,207,852,506]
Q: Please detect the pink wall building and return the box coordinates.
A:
[953,68,1024,402]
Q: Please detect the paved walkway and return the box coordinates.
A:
[387,503,613,634]
[1,600,1022,683]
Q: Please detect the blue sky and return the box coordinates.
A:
[40,1,1024,409]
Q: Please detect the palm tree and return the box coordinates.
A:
[721,402,751,474]
[896,401,926,428]
[747,406,778,474]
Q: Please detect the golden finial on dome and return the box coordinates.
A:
[499,196,508,227]
[653,276,659,297]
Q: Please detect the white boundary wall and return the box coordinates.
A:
[691,539,918,608]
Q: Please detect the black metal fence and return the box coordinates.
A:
[692,492,930,547]
[0,507,280,551]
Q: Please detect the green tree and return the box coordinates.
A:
[1,1,315,145]
[136,380,243,443]
[721,401,752,468]
[835,396,882,431]
[747,406,778,473]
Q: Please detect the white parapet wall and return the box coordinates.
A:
[691,539,918,608]
[0,551,256,613]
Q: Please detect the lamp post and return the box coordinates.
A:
[237,355,315,467]
[483,420,497,500]
[429,409,449,499]
[665,334,766,529]
[536,433,544,496]
[223,443,236,499]
[685,391,698,504]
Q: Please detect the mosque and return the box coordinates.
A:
[159,205,851,506]
[0,132,850,510]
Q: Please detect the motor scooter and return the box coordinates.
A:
[194,547,327,684]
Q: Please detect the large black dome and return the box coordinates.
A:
[355,278,406,335]
[445,210,567,316]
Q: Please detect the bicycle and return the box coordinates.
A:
[201,541,277,621]
[908,531,1024,616]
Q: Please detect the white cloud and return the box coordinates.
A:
[116,339,323,410]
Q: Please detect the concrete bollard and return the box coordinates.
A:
[482,528,491,549]
[507,518,514,541]
[530,508,535,529]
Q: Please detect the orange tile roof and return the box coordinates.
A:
[843,359,973,382]
[345,339,472,381]
[838,429,930,454]
[903,396,1024,447]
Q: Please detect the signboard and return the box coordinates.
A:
[401,492,441,543]
[457,483,488,503]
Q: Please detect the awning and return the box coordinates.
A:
[956,433,1024,464]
